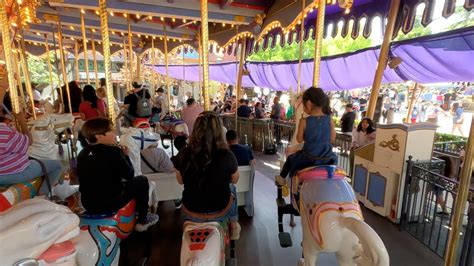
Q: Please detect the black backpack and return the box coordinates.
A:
[134,88,152,117]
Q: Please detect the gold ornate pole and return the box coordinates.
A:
[51,26,64,104]
[18,43,36,119]
[99,0,116,123]
[312,0,325,87]
[0,0,20,113]
[151,37,156,91]
[235,38,246,129]
[57,19,73,113]
[163,24,170,111]
[122,36,129,91]
[445,116,474,265]
[74,41,80,81]
[12,50,26,112]
[136,54,141,78]
[198,27,202,99]
[127,15,134,85]
[366,0,401,119]
[297,0,305,93]
[80,11,90,84]
[200,0,210,111]
[44,34,56,102]
[90,29,99,88]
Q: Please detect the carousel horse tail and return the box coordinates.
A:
[339,216,389,266]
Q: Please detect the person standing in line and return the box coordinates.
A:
[340,104,356,133]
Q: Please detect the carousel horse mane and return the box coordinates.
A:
[0,198,79,265]
[120,127,160,176]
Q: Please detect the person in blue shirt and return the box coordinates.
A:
[226,130,255,166]
[451,102,465,136]
[237,99,252,118]
[276,87,337,185]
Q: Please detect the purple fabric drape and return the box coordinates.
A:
[152,27,474,91]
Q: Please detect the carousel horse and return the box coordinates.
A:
[28,115,60,160]
[180,200,237,266]
[0,198,80,265]
[0,176,43,212]
[154,112,189,151]
[276,88,389,266]
[74,200,138,266]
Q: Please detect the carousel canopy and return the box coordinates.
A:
[2,0,472,59]
[152,26,474,91]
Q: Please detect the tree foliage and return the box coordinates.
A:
[26,52,59,86]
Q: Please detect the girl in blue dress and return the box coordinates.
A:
[276,87,338,185]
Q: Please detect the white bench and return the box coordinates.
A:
[145,165,255,217]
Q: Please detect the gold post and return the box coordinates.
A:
[136,54,141,78]
[163,24,170,111]
[74,41,80,81]
[57,19,73,113]
[122,36,129,91]
[51,27,64,104]
[127,15,134,86]
[297,0,306,93]
[200,0,210,111]
[445,116,474,265]
[235,38,246,129]
[18,44,36,119]
[198,27,202,99]
[80,11,90,84]
[312,0,325,87]
[0,0,20,113]
[151,38,156,92]
[44,34,56,102]
[12,50,26,112]
[406,83,421,123]
[99,0,116,123]
[90,30,99,89]
[366,0,401,119]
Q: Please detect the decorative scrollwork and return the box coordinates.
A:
[412,166,458,194]
[379,134,400,152]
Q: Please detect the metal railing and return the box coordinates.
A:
[433,141,466,156]
[220,115,353,176]
[400,157,473,264]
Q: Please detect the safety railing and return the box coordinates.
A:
[220,115,354,177]
[400,157,473,265]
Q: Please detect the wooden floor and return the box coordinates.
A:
[120,154,445,266]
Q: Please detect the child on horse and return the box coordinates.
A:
[276,87,337,186]
[77,118,158,232]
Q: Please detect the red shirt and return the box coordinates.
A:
[79,99,107,120]
[0,123,30,174]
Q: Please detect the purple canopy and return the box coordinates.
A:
[152,27,474,91]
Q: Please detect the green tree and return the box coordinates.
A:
[447,5,474,30]
[27,52,59,86]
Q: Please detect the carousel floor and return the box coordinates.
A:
[119,154,444,266]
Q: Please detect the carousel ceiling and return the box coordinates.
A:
[1,0,472,59]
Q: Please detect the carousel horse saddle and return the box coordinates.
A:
[0,177,43,212]
[79,200,137,240]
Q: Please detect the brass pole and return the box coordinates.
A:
[0,0,20,113]
[312,0,325,87]
[163,24,170,111]
[44,34,56,102]
[200,0,210,111]
[74,41,80,81]
[15,5,36,120]
[127,15,134,86]
[366,0,401,119]
[99,0,116,123]
[122,36,129,91]
[136,54,141,78]
[90,29,99,89]
[198,27,202,100]
[445,115,474,265]
[12,50,26,112]
[80,11,90,84]
[51,25,64,104]
[57,18,73,113]
[297,0,305,93]
[235,38,246,130]
[18,44,36,119]
[151,38,156,92]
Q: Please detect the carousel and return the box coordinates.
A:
[0,0,473,265]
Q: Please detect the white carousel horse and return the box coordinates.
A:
[181,221,226,266]
[0,198,80,265]
[293,166,389,266]
[28,115,60,160]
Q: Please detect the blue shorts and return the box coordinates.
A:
[185,184,238,223]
